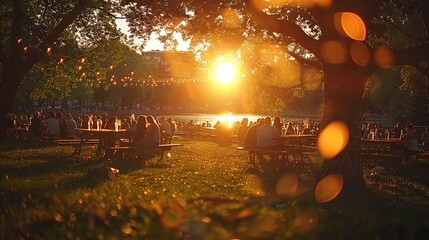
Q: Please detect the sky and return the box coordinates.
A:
[116,19,190,52]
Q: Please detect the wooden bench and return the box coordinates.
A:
[416,152,429,160]
[235,146,289,165]
[54,138,100,155]
[108,143,183,162]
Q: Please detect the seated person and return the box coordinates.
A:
[399,124,419,164]
[421,127,429,145]
[29,111,43,138]
[43,111,59,138]
[257,116,280,148]
[132,115,147,146]
[243,118,263,148]
[236,118,249,144]
[284,121,295,135]
[159,116,172,143]
[145,115,160,147]
[65,113,77,136]
[256,116,281,161]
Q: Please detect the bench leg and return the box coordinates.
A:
[72,145,81,155]
[249,152,256,165]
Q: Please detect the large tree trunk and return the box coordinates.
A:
[0,0,90,127]
[321,63,368,190]
[0,67,24,124]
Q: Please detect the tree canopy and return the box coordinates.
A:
[1,0,429,191]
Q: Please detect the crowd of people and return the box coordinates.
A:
[361,120,429,160]
[2,110,428,159]
[0,109,179,147]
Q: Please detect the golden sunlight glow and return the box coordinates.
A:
[287,0,332,8]
[350,41,370,67]
[320,41,347,64]
[315,174,344,203]
[221,8,242,29]
[317,121,349,159]
[334,12,366,41]
[218,112,235,128]
[215,62,236,84]
[374,47,395,68]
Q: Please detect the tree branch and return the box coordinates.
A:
[0,32,5,68]
[388,21,425,45]
[22,0,92,73]
[87,6,124,19]
[395,44,429,66]
[244,0,321,57]
[421,0,429,39]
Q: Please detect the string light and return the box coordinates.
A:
[23,46,28,53]
[17,38,22,44]
[44,47,207,88]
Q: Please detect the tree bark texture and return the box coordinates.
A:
[320,63,368,190]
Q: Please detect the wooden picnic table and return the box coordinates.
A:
[361,138,401,153]
[74,128,128,157]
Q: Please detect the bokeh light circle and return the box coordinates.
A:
[315,174,344,203]
[317,121,349,159]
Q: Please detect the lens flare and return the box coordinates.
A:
[350,41,370,66]
[317,121,349,159]
[160,204,184,229]
[320,41,347,64]
[334,12,366,41]
[374,47,395,68]
[315,174,344,203]
[276,174,299,197]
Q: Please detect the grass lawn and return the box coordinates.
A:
[1,138,429,239]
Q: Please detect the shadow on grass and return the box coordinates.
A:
[0,139,59,151]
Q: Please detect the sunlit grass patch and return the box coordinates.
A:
[1,139,429,239]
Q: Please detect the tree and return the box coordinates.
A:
[119,0,429,191]
[0,0,122,123]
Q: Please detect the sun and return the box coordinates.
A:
[215,62,236,84]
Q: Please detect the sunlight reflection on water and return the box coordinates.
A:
[162,113,314,126]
